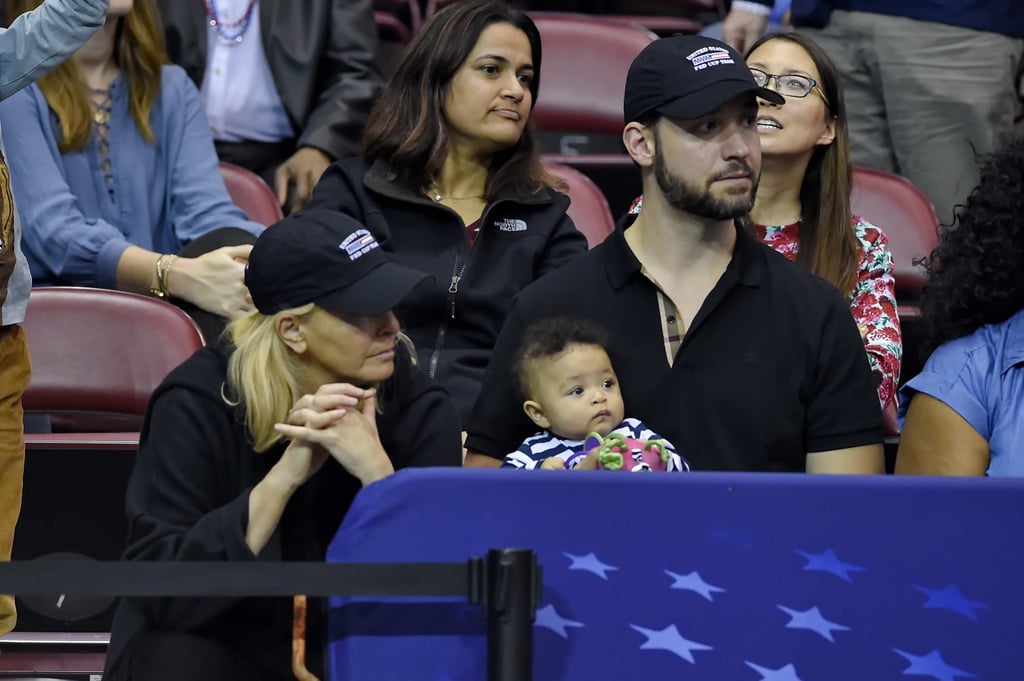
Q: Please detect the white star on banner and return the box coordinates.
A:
[893,649,976,681]
[777,604,850,642]
[745,661,805,681]
[535,604,584,638]
[795,548,865,582]
[629,623,713,664]
[913,584,987,622]
[665,570,726,602]
[563,551,619,580]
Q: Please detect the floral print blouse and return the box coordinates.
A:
[628,197,902,408]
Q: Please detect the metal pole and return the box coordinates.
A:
[482,549,539,681]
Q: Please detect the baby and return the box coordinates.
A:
[502,317,687,472]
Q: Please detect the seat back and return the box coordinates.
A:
[544,161,616,248]
[22,287,205,429]
[850,167,940,304]
[376,0,422,31]
[530,14,657,153]
[219,162,284,226]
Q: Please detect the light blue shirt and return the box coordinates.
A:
[899,308,1024,477]
[0,65,263,289]
[200,0,294,143]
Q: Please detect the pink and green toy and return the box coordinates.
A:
[583,431,671,472]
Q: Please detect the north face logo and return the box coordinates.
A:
[495,218,527,232]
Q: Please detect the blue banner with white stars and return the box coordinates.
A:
[326,469,1024,681]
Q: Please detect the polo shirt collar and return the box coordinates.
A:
[604,214,765,290]
[1000,308,1024,375]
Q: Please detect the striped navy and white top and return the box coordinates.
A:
[502,417,689,471]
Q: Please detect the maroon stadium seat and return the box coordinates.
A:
[544,161,615,248]
[219,161,284,227]
[22,287,205,432]
[850,166,940,315]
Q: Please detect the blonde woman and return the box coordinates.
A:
[103,209,463,681]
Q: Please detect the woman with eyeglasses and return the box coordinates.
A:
[630,32,901,410]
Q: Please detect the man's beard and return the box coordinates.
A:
[654,151,758,221]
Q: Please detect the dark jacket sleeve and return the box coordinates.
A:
[382,345,464,470]
[805,289,885,453]
[536,205,588,278]
[299,0,383,160]
[464,299,537,460]
[305,158,372,215]
[121,385,259,629]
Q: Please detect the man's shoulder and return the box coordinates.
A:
[756,241,847,307]
[516,242,613,312]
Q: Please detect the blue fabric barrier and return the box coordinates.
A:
[327,469,1024,681]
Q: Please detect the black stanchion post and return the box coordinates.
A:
[471,548,540,681]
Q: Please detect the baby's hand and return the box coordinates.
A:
[574,451,601,470]
[540,457,567,471]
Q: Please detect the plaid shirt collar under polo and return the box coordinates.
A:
[605,214,764,367]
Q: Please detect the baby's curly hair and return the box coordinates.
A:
[919,137,1024,355]
[513,317,610,399]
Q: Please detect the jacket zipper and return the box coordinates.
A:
[429,255,468,379]
[426,201,504,380]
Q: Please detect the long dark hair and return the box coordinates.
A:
[361,0,552,199]
[746,32,859,296]
[918,138,1024,354]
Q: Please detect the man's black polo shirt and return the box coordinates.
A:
[465,218,883,471]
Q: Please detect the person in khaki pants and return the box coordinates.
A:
[0,0,111,635]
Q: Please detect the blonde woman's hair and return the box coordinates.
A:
[223,304,317,453]
[223,305,418,452]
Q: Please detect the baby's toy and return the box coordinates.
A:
[583,431,671,472]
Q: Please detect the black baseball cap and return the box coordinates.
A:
[624,35,784,124]
[245,209,432,316]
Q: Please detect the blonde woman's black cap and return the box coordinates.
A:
[246,209,432,316]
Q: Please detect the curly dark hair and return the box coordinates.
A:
[513,317,610,398]
[919,137,1024,355]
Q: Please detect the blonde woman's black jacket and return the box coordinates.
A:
[306,157,589,421]
[102,341,462,681]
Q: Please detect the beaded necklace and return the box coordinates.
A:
[202,0,260,44]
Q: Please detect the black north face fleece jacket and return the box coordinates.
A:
[306,157,588,422]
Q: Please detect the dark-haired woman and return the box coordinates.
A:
[306,0,587,422]
[896,139,1024,477]
[630,33,901,409]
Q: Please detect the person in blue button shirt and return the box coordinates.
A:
[0,0,265,340]
[896,138,1024,477]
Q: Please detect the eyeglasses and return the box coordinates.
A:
[749,68,830,107]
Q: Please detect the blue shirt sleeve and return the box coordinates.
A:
[899,336,993,441]
[0,0,109,101]
[161,68,264,244]
[0,85,132,287]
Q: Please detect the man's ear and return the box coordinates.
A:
[275,313,307,354]
[623,121,655,168]
[522,400,551,430]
